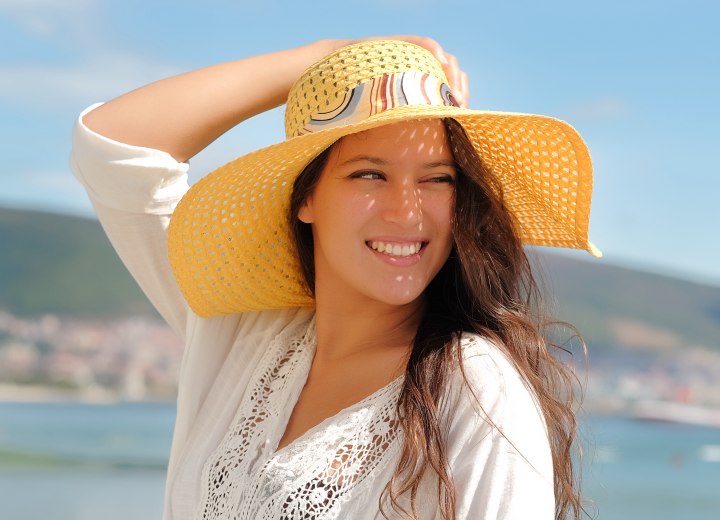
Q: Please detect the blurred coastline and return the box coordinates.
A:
[0,310,181,404]
[1,307,720,429]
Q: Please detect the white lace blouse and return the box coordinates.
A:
[71,105,555,519]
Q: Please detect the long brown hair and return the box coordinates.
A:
[289,118,585,520]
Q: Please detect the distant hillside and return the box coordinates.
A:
[0,207,155,318]
[1,207,719,351]
[539,254,720,351]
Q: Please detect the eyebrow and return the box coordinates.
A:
[338,155,457,170]
[423,160,458,170]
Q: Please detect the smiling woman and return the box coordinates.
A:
[70,37,599,520]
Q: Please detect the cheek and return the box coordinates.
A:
[334,192,378,224]
[353,192,379,216]
[427,194,455,233]
[314,191,375,239]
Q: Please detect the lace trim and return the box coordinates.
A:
[197,317,404,519]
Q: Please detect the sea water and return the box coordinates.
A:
[0,402,718,519]
[0,402,172,520]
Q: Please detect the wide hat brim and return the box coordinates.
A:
[168,102,599,317]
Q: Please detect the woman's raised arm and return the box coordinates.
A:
[82,40,344,162]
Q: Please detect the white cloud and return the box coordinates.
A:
[0,53,181,109]
[0,0,183,110]
[563,96,629,123]
[0,0,93,6]
[0,0,99,38]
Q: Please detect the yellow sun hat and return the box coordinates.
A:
[167,40,601,317]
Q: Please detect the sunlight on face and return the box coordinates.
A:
[299,119,456,308]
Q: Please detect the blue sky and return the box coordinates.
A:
[1,0,718,286]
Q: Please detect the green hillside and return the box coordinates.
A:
[1,207,719,351]
[539,254,720,350]
[0,207,155,318]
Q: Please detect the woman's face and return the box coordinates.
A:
[299,119,456,307]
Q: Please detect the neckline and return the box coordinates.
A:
[269,316,405,458]
[271,375,404,458]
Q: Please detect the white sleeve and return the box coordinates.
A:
[446,338,555,520]
[69,104,191,337]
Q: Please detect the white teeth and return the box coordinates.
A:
[369,241,423,257]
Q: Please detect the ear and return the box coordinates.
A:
[298,198,314,224]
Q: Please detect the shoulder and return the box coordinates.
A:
[184,307,316,373]
[444,332,550,457]
[457,332,519,380]
[452,333,538,417]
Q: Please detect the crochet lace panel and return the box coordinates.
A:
[197,318,404,520]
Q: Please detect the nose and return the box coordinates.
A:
[381,179,422,228]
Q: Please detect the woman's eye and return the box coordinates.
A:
[426,175,456,184]
[352,171,384,180]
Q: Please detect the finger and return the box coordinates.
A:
[439,51,467,107]
[444,52,460,91]
[460,70,469,108]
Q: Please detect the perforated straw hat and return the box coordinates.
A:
[167,40,601,317]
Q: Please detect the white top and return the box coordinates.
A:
[70,104,555,520]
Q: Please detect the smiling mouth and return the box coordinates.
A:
[367,240,427,257]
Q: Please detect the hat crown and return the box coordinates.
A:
[285,41,450,139]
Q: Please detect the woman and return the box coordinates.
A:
[71,36,599,519]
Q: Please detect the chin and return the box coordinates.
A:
[367,286,427,307]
